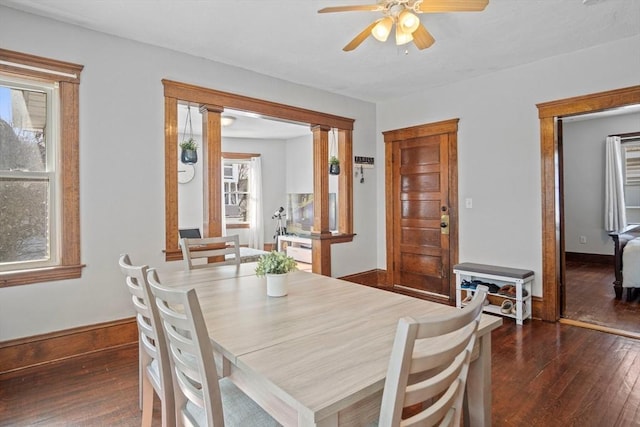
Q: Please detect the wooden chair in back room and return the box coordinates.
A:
[179,235,241,270]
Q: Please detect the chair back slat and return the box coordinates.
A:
[180,236,241,270]
[148,269,226,427]
[378,286,487,427]
[119,254,175,427]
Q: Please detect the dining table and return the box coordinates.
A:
[159,263,502,427]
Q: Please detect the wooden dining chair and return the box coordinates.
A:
[378,286,488,427]
[147,269,280,427]
[118,254,175,427]
[180,235,241,270]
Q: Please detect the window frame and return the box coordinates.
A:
[222,153,255,229]
[0,76,59,271]
[623,141,640,186]
[623,139,640,224]
[0,48,84,287]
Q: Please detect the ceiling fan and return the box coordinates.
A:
[318,0,489,52]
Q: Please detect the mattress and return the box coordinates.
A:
[622,237,640,288]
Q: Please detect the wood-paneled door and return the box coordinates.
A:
[384,119,459,303]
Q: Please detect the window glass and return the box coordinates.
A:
[624,144,640,185]
[0,178,50,263]
[223,161,250,224]
[624,142,640,224]
[0,80,55,270]
[0,85,47,172]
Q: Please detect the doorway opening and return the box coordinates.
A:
[383,119,459,304]
[537,85,640,336]
[163,79,356,276]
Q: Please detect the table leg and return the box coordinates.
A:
[466,333,492,426]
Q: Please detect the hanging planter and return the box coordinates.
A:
[329,128,340,175]
[180,138,198,164]
[180,105,198,165]
[329,156,340,175]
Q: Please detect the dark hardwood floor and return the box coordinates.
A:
[564,260,640,333]
[1,320,639,426]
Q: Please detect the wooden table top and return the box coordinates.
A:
[158,267,502,425]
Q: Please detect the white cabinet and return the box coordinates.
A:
[453,263,534,325]
[277,235,312,264]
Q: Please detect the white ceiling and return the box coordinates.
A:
[1,0,638,104]
[180,106,312,140]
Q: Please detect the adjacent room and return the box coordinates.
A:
[0,0,639,426]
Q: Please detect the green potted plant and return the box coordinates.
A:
[180,138,198,164]
[255,251,297,297]
[329,155,340,175]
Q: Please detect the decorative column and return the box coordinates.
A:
[312,125,332,276]
[200,104,224,238]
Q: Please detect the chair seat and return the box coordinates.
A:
[185,378,280,426]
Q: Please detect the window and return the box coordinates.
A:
[623,140,640,224]
[0,48,83,287]
[223,160,250,226]
[0,78,56,270]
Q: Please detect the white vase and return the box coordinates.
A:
[266,273,288,297]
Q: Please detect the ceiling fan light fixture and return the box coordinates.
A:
[371,17,393,42]
[395,25,414,46]
[398,9,420,34]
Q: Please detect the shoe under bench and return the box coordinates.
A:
[454,262,534,325]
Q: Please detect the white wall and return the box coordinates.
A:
[285,134,314,193]
[376,35,640,298]
[0,6,377,341]
[284,134,340,234]
[563,113,640,255]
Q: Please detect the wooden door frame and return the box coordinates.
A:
[383,119,459,302]
[537,85,640,321]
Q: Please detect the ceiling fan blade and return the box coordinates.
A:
[343,21,379,51]
[412,23,435,50]
[416,0,489,13]
[318,5,383,13]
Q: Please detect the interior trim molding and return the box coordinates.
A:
[339,269,385,287]
[0,318,137,377]
[162,80,355,276]
[565,252,614,265]
[559,318,640,340]
[537,85,640,321]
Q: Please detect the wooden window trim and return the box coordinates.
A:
[163,80,355,274]
[226,223,250,229]
[0,49,84,288]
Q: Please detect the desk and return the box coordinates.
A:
[158,267,502,426]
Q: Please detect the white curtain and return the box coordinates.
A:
[604,136,627,232]
[248,156,264,250]
[220,159,227,236]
